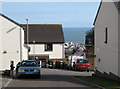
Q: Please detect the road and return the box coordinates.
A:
[6,68,99,88]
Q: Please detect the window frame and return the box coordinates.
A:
[45,43,53,51]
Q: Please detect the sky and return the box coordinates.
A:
[1,2,100,27]
[2,0,101,2]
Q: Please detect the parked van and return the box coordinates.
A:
[67,55,84,70]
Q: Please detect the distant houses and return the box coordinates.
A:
[94,0,120,81]
[0,13,27,70]
[22,24,65,68]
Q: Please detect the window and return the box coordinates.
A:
[21,61,38,67]
[104,27,108,44]
[45,44,53,51]
[77,59,88,63]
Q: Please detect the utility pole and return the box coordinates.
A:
[26,18,29,60]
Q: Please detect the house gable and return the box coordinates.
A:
[0,13,24,29]
[93,1,102,25]
[93,0,120,25]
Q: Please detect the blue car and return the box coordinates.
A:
[17,60,41,78]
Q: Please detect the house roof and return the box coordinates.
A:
[0,13,24,28]
[93,0,120,25]
[22,24,65,44]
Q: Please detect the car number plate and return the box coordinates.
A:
[26,72,33,74]
[81,66,86,67]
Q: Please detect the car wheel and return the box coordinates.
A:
[87,70,89,72]
[37,74,41,79]
[18,75,21,79]
[75,67,77,71]
[72,67,74,71]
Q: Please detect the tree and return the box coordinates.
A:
[85,27,94,46]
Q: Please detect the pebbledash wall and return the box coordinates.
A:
[0,14,27,70]
[94,0,120,80]
[29,44,65,59]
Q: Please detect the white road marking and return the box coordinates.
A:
[3,79,12,87]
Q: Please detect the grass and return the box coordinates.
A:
[75,76,120,89]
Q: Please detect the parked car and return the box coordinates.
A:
[17,60,41,78]
[74,59,90,72]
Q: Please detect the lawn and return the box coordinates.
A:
[76,76,120,89]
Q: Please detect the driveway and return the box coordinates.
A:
[5,68,99,88]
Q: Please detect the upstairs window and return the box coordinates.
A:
[104,27,108,44]
[45,44,53,51]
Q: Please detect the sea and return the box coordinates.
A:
[63,27,92,44]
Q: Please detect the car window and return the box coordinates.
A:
[78,60,88,63]
[21,61,38,67]
[50,62,52,65]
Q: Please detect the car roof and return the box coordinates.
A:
[22,60,36,62]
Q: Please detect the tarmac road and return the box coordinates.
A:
[5,68,99,88]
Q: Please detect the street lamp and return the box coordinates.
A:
[26,18,29,59]
[33,41,35,60]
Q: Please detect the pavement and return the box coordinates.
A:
[0,71,11,88]
[5,68,100,88]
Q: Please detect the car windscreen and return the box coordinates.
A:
[21,61,38,67]
[49,62,52,65]
[78,60,88,63]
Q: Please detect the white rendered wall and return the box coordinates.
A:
[0,16,2,71]
[29,44,65,59]
[23,46,28,60]
[1,15,25,70]
[94,1,119,76]
[118,13,120,77]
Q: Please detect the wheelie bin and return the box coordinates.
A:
[53,61,56,69]
[63,61,68,69]
[56,61,60,69]
[60,61,63,69]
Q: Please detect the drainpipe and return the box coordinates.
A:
[20,27,22,61]
[26,18,29,59]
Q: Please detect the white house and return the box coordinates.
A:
[94,0,120,81]
[22,24,65,68]
[0,14,1,89]
[0,13,27,70]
